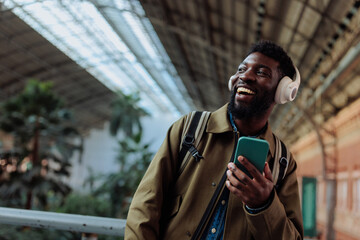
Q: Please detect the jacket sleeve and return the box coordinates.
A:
[244,153,304,240]
[124,116,186,240]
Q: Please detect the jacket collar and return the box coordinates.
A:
[206,104,233,134]
[206,103,275,158]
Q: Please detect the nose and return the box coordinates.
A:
[238,69,256,82]
[231,69,256,87]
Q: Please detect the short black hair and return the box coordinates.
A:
[247,40,295,79]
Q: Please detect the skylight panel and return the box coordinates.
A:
[122,11,158,60]
[4,0,193,116]
[95,64,134,93]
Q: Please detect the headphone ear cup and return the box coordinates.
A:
[275,66,301,104]
[275,76,294,104]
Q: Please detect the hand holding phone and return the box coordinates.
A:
[233,136,269,178]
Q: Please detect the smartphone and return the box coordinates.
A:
[233,136,269,178]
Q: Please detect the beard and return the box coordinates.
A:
[229,87,275,120]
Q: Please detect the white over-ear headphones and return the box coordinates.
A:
[274,66,301,104]
[227,66,301,104]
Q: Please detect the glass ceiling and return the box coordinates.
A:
[3,0,194,117]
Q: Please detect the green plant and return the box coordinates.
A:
[85,91,153,218]
[0,80,82,210]
[56,193,112,217]
[109,92,149,137]
[91,132,153,218]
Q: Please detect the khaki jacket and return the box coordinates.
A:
[125,104,303,239]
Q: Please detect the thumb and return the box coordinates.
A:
[263,162,273,182]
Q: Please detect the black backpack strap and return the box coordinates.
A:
[276,140,289,188]
[178,111,203,163]
[177,111,211,175]
[273,134,290,190]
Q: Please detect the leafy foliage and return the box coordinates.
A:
[90,132,153,218]
[0,80,82,209]
[84,91,153,218]
[0,83,151,239]
[109,92,149,137]
[57,193,112,217]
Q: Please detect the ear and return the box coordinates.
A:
[274,67,301,104]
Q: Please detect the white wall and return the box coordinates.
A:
[67,113,178,191]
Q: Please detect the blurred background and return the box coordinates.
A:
[0,0,359,239]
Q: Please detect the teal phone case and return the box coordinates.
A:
[233,136,269,178]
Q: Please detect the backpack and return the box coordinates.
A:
[178,111,290,190]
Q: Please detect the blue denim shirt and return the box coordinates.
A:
[201,189,229,240]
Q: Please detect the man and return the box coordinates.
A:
[125,40,303,239]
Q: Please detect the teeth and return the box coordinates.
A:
[237,87,255,95]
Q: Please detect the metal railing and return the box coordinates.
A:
[0,207,126,239]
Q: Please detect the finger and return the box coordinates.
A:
[226,180,252,204]
[228,162,251,185]
[236,156,261,180]
[226,180,243,197]
[263,162,273,182]
[228,162,236,172]
[226,169,244,188]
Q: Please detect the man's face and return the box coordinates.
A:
[229,52,281,119]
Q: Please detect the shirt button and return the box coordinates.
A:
[186,231,191,237]
[211,228,216,234]
[211,182,216,187]
[221,200,226,205]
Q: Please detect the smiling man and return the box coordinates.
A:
[125,40,303,240]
